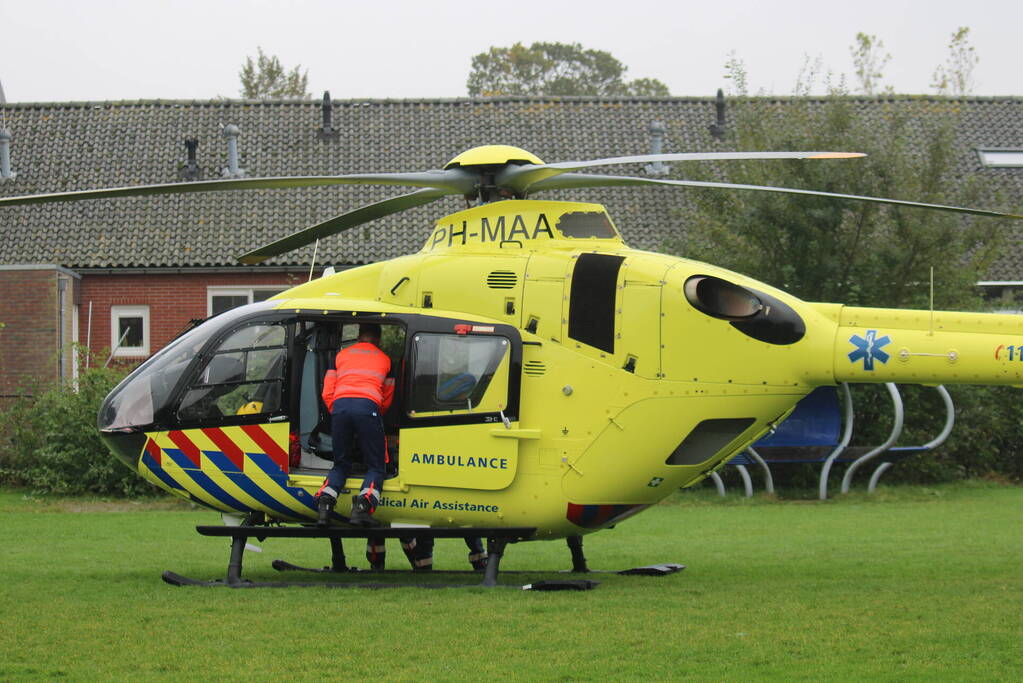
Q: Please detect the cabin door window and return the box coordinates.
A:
[401,330,519,491]
[407,333,511,417]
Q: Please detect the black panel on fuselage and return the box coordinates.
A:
[568,253,624,354]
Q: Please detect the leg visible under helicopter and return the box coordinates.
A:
[366,535,386,570]
[466,537,488,571]
[401,536,434,571]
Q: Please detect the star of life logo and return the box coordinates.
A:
[848,329,892,371]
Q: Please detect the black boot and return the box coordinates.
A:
[349,495,380,528]
[467,537,488,571]
[316,493,336,526]
[401,537,434,572]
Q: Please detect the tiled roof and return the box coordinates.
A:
[0,96,1021,278]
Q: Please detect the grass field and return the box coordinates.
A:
[1,482,1020,681]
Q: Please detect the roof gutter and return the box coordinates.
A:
[72,265,356,276]
[0,263,81,278]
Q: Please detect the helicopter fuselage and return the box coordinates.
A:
[98,199,1023,540]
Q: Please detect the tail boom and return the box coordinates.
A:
[830,306,1023,386]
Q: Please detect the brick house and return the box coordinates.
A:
[0,265,78,392]
[0,95,1021,394]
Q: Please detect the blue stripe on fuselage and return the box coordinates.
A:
[204,450,303,520]
[161,449,248,511]
[247,452,319,513]
[141,453,184,490]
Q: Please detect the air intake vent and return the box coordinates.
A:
[487,271,518,289]
[524,361,546,376]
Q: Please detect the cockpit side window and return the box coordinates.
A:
[98,302,281,431]
[176,322,288,423]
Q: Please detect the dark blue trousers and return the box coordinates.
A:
[325,397,386,509]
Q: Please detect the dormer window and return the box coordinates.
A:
[977,149,1023,168]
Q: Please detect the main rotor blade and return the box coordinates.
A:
[526,173,1023,221]
[237,188,450,265]
[498,151,864,194]
[0,170,475,207]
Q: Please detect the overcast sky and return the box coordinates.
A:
[0,0,1019,104]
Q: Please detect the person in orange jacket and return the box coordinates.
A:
[316,323,395,527]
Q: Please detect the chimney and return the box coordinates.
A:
[221,124,247,178]
[318,90,339,139]
[643,121,669,177]
[178,138,201,180]
[0,79,14,182]
[0,128,15,182]
[708,89,726,140]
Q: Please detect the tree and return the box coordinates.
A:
[466,42,670,97]
[239,47,310,99]
[931,27,979,96]
[676,37,1023,487]
[850,32,892,96]
[673,48,1001,311]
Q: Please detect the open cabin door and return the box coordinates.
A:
[294,317,406,478]
[398,319,523,491]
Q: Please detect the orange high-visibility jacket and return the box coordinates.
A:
[321,342,395,412]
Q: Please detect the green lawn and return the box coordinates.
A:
[1,483,1020,681]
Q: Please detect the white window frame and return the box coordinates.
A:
[977,149,1023,168]
[207,286,288,316]
[110,305,150,357]
[979,282,1023,315]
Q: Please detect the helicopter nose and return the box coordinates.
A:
[99,429,148,469]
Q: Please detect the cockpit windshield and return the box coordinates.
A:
[98,301,279,431]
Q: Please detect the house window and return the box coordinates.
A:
[110,305,150,357]
[207,286,287,316]
[979,282,1023,314]
[977,149,1023,168]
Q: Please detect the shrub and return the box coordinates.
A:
[0,359,159,497]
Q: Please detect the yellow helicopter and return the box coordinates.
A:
[4,144,1023,589]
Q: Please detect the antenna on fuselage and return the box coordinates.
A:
[308,238,320,281]
[929,266,935,337]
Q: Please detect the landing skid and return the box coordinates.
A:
[162,527,682,590]
[562,535,685,576]
[162,525,599,591]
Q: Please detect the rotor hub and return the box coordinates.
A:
[444,145,544,170]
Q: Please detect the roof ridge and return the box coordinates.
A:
[3,94,1020,109]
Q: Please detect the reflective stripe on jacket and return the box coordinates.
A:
[322,342,394,412]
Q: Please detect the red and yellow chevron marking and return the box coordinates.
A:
[137,423,317,521]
